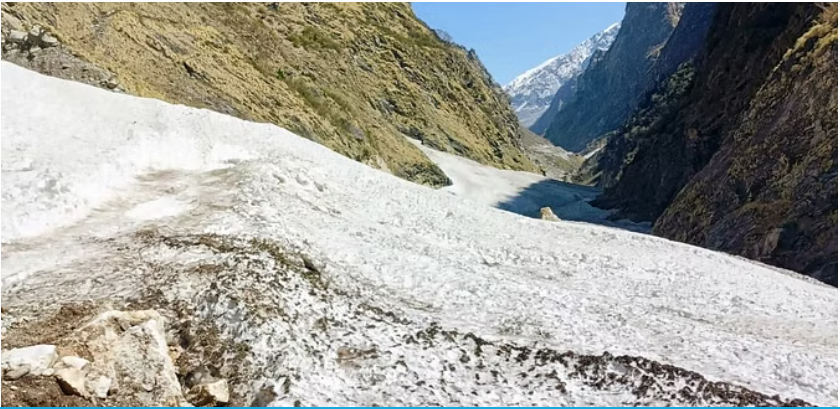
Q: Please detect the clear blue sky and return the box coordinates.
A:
[412,2,626,85]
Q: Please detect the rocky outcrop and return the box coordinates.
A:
[529,71,581,135]
[71,310,186,405]
[0,2,538,187]
[654,4,838,286]
[592,3,837,285]
[646,3,717,89]
[583,3,716,190]
[4,25,59,51]
[0,308,238,406]
[543,3,684,152]
[0,310,194,406]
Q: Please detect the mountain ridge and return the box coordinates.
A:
[503,23,620,128]
[543,2,685,152]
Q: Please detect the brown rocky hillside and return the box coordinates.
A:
[0,2,537,187]
[654,3,838,286]
[592,3,837,285]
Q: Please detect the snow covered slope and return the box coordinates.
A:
[2,63,837,406]
[408,138,648,233]
[504,23,620,127]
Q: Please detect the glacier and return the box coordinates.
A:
[1,63,837,406]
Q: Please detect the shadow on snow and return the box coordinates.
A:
[494,178,651,234]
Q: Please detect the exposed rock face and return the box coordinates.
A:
[543,3,684,152]
[582,3,717,190]
[0,2,538,187]
[592,3,837,285]
[654,5,838,286]
[528,75,579,136]
[646,3,717,89]
[504,23,620,128]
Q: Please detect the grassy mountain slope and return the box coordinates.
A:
[1,2,537,186]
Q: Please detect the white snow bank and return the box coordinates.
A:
[408,138,647,232]
[2,63,837,405]
[1,65,254,240]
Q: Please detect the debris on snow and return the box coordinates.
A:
[69,310,185,405]
[1,63,837,407]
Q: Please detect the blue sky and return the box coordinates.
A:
[412,2,626,85]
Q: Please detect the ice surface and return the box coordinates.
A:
[2,63,837,406]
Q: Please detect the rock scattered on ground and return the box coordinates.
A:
[540,207,561,221]
[3,25,123,93]
[1,344,58,377]
[186,378,230,406]
[4,25,59,52]
[1,309,230,406]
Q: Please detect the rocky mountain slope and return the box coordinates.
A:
[529,47,606,136]
[548,3,718,188]
[515,128,584,182]
[504,23,619,129]
[543,3,684,152]
[0,2,537,187]
[2,63,837,406]
[591,3,838,286]
[644,2,717,91]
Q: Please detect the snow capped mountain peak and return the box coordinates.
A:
[504,23,620,127]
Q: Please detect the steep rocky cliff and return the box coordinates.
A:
[530,48,607,136]
[504,23,619,129]
[570,3,718,189]
[645,3,717,92]
[0,2,537,187]
[592,3,837,285]
[543,3,684,152]
[528,72,579,136]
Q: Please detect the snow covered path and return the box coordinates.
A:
[1,63,837,406]
[409,138,648,232]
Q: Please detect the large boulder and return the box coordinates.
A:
[539,207,561,222]
[68,310,186,406]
